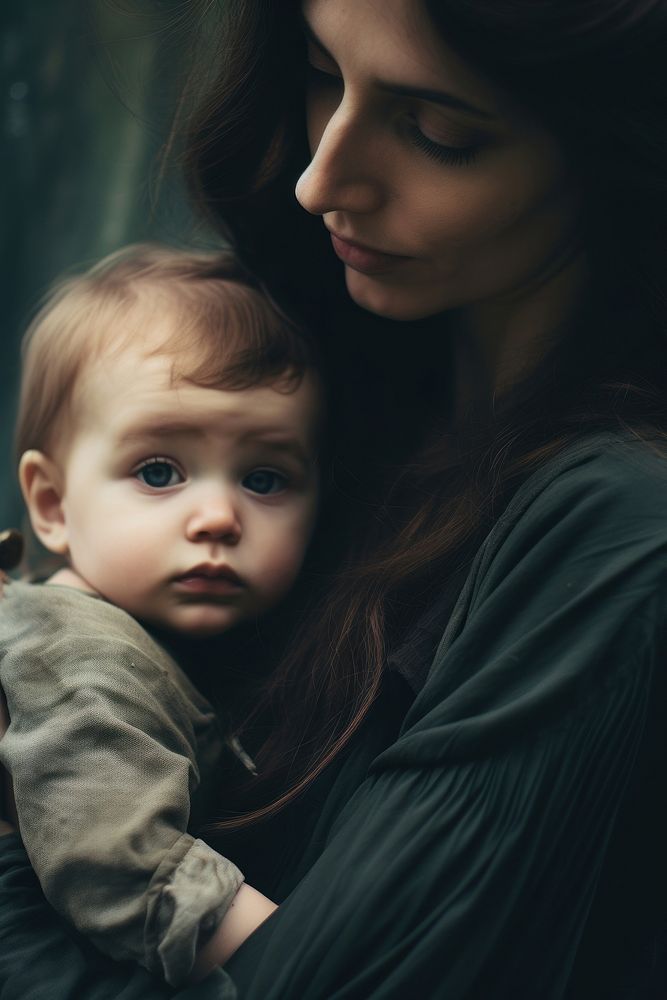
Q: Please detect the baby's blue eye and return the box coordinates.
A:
[243,469,287,495]
[136,460,182,489]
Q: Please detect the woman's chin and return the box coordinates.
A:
[344,266,447,322]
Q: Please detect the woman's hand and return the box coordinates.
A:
[0,688,17,836]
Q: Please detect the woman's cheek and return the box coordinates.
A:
[402,192,485,263]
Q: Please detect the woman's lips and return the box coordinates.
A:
[329,232,412,274]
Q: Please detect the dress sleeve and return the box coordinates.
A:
[0,590,243,987]
[0,439,666,999]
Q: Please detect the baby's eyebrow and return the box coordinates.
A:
[115,420,204,445]
[115,423,313,465]
[242,435,313,467]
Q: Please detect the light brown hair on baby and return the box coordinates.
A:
[16,243,314,461]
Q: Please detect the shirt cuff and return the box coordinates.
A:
[144,836,244,987]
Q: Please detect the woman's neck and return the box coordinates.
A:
[450,251,589,421]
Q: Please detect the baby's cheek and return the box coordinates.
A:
[90,532,161,601]
[255,529,310,602]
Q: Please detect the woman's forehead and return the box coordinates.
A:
[301,0,507,118]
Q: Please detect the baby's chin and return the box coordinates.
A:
[169,613,243,640]
[136,603,246,640]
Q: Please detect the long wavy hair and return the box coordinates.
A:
[175,0,667,827]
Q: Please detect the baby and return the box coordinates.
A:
[0,245,321,986]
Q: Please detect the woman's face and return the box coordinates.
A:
[296,0,581,322]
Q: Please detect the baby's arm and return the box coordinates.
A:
[0,583,274,985]
[191,884,278,980]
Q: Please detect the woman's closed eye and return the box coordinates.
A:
[134,457,184,489]
[404,115,481,167]
[242,469,289,496]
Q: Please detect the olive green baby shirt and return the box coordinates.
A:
[0,582,243,986]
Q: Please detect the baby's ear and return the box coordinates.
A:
[18,450,69,555]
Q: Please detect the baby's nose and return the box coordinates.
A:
[185,497,242,545]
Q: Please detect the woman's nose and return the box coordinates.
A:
[295,103,384,217]
[185,494,242,546]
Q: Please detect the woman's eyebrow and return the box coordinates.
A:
[301,17,496,122]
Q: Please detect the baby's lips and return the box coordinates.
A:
[177,563,243,584]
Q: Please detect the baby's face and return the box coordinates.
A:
[57,348,320,636]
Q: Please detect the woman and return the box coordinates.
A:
[1,0,667,996]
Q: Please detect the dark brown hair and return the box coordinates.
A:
[176,0,667,827]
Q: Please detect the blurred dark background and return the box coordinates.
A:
[1,0,213,535]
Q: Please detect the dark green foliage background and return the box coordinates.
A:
[1,1,209,540]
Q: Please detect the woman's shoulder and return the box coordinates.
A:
[466,430,667,615]
[474,430,667,594]
[505,430,667,533]
[387,431,667,765]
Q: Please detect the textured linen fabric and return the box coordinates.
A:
[0,432,666,998]
[0,582,244,987]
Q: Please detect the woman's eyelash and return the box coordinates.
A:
[406,122,479,167]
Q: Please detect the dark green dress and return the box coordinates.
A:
[1,432,666,998]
